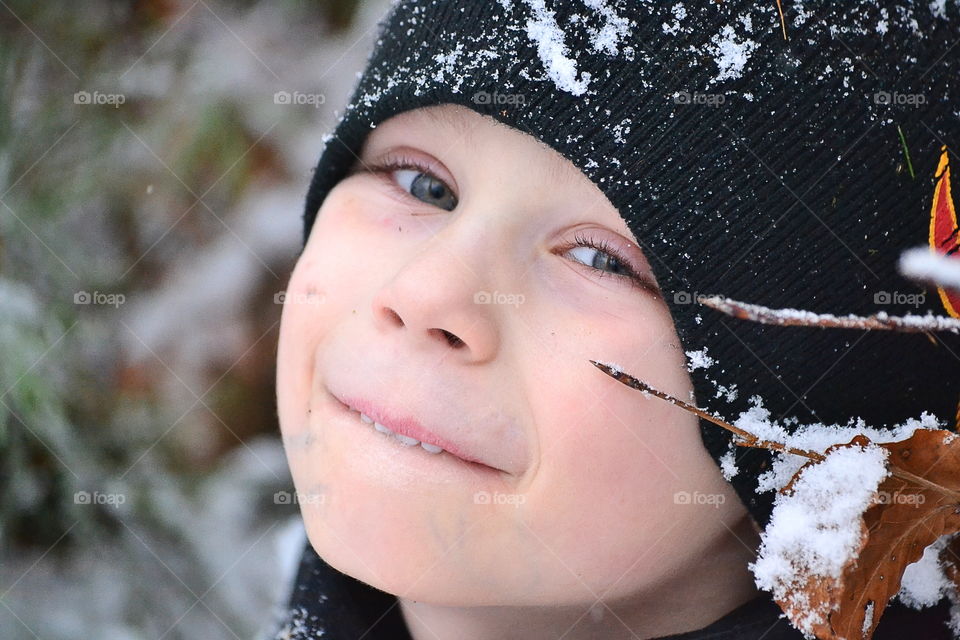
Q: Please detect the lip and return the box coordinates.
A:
[329,390,507,473]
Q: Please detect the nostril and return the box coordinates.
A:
[438,329,464,348]
[382,307,403,327]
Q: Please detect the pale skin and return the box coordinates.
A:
[276,103,762,640]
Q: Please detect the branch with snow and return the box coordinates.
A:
[696,247,960,333]
[696,295,960,333]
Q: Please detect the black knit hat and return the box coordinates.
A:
[301,0,960,528]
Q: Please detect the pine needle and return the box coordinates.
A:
[897,124,916,179]
[775,0,788,40]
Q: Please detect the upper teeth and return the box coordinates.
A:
[357,411,444,454]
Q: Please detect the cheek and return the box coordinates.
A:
[539,388,694,520]
[527,391,706,586]
[276,187,370,441]
[276,263,329,441]
[515,314,705,581]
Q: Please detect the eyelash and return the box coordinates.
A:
[364,154,450,205]
[361,157,653,292]
[558,233,652,291]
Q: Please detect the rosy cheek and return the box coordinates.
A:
[321,184,395,231]
[277,265,333,433]
[278,189,372,434]
[288,259,327,302]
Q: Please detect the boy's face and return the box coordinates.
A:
[276,104,748,606]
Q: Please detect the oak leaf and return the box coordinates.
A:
[775,430,960,639]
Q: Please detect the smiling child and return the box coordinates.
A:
[271,2,960,639]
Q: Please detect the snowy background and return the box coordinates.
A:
[0,1,391,638]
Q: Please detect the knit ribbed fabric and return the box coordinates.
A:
[301,0,960,528]
[271,539,956,639]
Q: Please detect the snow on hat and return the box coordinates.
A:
[301,0,960,528]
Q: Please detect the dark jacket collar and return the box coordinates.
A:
[270,541,953,640]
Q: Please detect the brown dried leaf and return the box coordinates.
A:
[775,430,960,639]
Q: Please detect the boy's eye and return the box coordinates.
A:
[392,169,458,211]
[567,245,634,279]
[359,153,459,211]
[560,233,657,294]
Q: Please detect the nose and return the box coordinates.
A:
[370,242,501,363]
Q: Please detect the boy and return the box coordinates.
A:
[274,1,960,638]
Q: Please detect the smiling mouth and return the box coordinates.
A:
[359,407,446,453]
[333,396,504,474]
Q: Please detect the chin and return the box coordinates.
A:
[302,513,529,606]
[301,497,434,590]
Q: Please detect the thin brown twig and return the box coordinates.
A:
[589,360,960,503]
[698,295,960,333]
[588,360,822,460]
[775,0,788,40]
